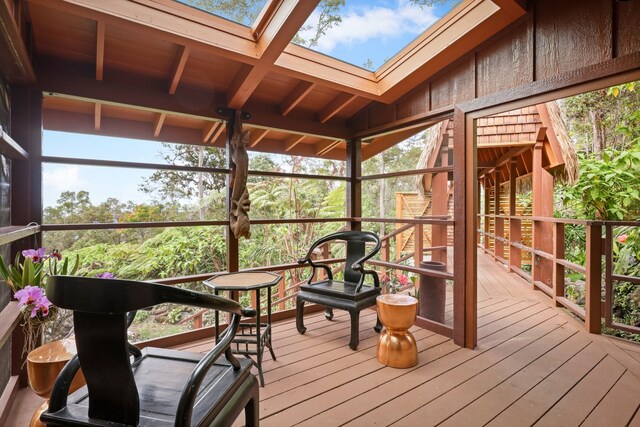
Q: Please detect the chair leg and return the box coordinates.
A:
[324,306,334,320]
[244,383,260,427]
[348,309,360,350]
[296,295,307,334]
[374,313,383,333]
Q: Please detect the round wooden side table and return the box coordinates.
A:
[376,294,419,368]
[27,338,85,427]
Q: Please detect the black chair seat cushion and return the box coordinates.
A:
[300,280,381,301]
[42,347,254,427]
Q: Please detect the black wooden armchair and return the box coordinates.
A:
[296,231,382,350]
[41,276,259,427]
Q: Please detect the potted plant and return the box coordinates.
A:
[0,247,80,355]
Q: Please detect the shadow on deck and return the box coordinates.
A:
[7,252,640,426]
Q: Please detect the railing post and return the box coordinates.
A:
[604,224,613,327]
[585,223,602,334]
[414,223,423,266]
[509,218,521,273]
[553,222,565,307]
[278,271,286,311]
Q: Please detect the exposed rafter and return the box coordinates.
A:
[201,121,219,143]
[168,45,190,95]
[318,93,357,124]
[38,71,353,140]
[279,81,315,116]
[315,140,342,156]
[284,134,305,152]
[154,112,166,138]
[249,128,269,148]
[94,103,101,130]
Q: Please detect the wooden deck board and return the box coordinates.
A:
[7,252,640,427]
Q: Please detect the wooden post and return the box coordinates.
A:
[494,178,504,261]
[453,108,476,349]
[483,176,491,253]
[585,223,602,334]
[553,222,565,307]
[10,86,43,385]
[532,141,554,287]
[508,160,521,273]
[346,138,361,232]
[431,134,448,264]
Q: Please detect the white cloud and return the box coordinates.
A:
[43,165,87,193]
[299,0,439,54]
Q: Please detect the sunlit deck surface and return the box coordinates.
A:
[8,253,640,426]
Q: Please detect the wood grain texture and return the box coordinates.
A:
[534,0,612,82]
[476,15,533,98]
[430,57,474,111]
[615,0,640,58]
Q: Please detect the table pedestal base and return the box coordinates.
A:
[377,329,418,368]
[30,401,49,427]
[376,294,419,369]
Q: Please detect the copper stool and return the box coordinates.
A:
[27,338,85,427]
[376,294,418,368]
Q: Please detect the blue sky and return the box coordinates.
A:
[43,0,457,208]
[42,131,165,208]
[297,0,458,70]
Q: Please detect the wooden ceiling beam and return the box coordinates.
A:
[249,128,269,148]
[95,20,105,81]
[279,81,315,116]
[168,45,190,95]
[226,0,319,109]
[38,71,353,140]
[94,103,101,130]
[154,112,166,138]
[284,134,305,152]
[318,93,357,124]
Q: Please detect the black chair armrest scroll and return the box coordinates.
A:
[176,307,253,425]
[47,355,82,413]
[298,238,334,284]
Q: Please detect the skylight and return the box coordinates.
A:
[293,0,462,71]
[174,0,269,27]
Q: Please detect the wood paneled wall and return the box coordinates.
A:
[352,0,640,134]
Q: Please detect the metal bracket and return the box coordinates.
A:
[216,107,251,121]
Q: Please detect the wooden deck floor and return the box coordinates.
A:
[7,252,640,426]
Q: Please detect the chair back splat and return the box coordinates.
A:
[41,276,260,427]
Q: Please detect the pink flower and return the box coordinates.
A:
[15,286,43,306]
[396,273,409,286]
[22,248,48,263]
[617,234,628,244]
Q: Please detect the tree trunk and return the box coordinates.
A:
[589,110,605,157]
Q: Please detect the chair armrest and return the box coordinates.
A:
[47,355,82,413]
[299,257,332,285]
[176,306,254,425]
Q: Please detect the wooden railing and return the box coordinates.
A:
[478,214,640,337]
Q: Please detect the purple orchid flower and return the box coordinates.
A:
[32,296,52,318]
[15,286,44,306]
[96,272,115,279]
[22,247,48,263]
